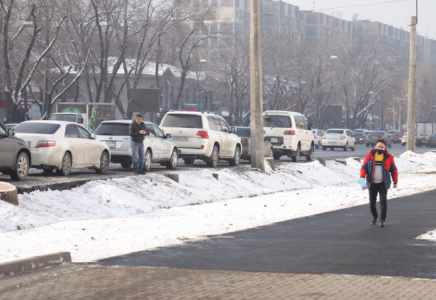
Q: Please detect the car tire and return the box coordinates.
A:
[96,151,109,174]
[121,160,132,169]
[351,144,355,151]
[56,152,72,176]
[183,158,195,165]
[330,147,334,151]
[10,152,29,181]
[344,143,348,151]
[305,145,314,161]
[144,149,152,171]
[322,146,326,151]
[291,146,300,162]
[388,143,392,148]
[229,146,241,166]
[166,149,178,170]
[207,145,219,168]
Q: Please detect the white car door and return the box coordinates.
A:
[76,125,99,166]
[153,125,172,160]
[219,118,233,157]
[65,125,86,167]
[144,124,161,161]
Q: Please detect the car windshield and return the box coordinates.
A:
[14,123,60,134]
[369,132,385,136]
[234,127,251,137]
[95,123,130,136]
[353,132,364,137]
[326,129,344,134]
[161,114,203,128]
[263,115,292,128]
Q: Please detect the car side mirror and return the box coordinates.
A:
[8,129,15,136]
[166,133,172,139]
[91,133,96,140]
[231,126,236,133]
[77,116,84,124]
[222,128,229,133]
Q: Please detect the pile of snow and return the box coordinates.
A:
[0,152,436,263]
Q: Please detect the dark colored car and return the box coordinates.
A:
[352,132,365,144]
[426,133,436,148]
[387,130,404,144]
[233,126,273,161]
[365,131,392,148]
[0,123,31,180]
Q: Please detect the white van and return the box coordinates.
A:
[263,111,315,162]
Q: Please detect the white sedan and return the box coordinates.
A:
[322,128,356,151]
[14,121,110,175]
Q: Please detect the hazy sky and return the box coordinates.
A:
[286,0,436,40]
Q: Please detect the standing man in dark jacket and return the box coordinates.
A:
[129,114,147,174]
[360,139,398,227]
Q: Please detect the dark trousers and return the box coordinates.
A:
[369,182,387,221]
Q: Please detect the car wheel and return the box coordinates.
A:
[56,152,72,176]
[330,147,334,151]
[96,151,109,174]
[291,146,300,162]
[166,149,178,170]
[322,146,326,151]
[351,144,355,151]
[344,143,348,151]
[144,149,152,171]
[366,144,370,148]
[388,143,392,148]
[229,146,241,166]
[305,145,314,161]
[402,142,405,147]
[207,145,219,168]
[183,158,195,165]
[10,152,29,181]
[121,160,132,169]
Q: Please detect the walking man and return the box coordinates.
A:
[360,139,398,227]
[129,114,147,174]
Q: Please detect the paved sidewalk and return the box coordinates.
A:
[1,265,436,300]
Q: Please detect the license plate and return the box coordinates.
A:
[271,138,279,143]
[329,142,336,145]
[106,141,116,149]
[173,137,188,142]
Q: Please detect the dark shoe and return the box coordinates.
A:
[379,220,385,227]
[140,171,146,175]
[134,171,141,174]
[371,218,378,225]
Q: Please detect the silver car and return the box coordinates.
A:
[14,121,110,176]
[0,123,31,180]
[95,120,179,171]
[232,126,273,161]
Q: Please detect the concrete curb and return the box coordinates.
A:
[0,252,71,279]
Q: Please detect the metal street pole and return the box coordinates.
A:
[250,0,265,171]
[406,16,417,152]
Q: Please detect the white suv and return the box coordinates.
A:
[95,120,179,171]
[160,111,242,168]
[263,111,315,162]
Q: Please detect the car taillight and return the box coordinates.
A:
[242,138,250,146]
[196,130,209,139]
[322,135,326,139]
[366,136,369,140]
[283,130,295,135]
[426,137,430,141]
[340,135,345,140]
[314,135,317,139]
[35,140,56,148]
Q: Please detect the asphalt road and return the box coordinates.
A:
[100,189,436,279]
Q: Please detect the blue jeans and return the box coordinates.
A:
[131,141,145,172]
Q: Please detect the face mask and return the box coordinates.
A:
[376,149,384,154]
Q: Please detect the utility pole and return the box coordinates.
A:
[250,0,265,171]
[406,15,417,152]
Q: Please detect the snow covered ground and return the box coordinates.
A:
[0,151,436,263]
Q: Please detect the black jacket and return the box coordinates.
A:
[129,121,147,143]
